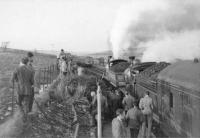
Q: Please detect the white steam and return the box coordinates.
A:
[110,0,200,62]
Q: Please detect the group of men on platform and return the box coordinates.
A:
[89,83,154,138]
[112,89,153,138]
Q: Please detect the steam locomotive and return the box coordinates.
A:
[103,57,200,138]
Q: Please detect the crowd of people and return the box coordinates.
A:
[10,49,154,138]
[88,82,154,138]
[111,89,153,138]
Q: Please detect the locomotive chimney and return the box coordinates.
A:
[129,56,135,66]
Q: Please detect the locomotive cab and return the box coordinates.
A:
[124,62,156,83]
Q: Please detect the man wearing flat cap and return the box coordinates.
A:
[11,57,34,115]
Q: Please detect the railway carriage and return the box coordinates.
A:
[134,60,200,137]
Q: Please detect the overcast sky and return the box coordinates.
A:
[0,0,130,53]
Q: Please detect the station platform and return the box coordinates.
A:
[102,121,156,138]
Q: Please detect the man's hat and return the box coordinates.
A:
[21,57,29,64]
[116,108,124,116]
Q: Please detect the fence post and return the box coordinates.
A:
[47,66,49,86]
[50,65,52,83]
[43,68,45,90]
[12,81,14,115]
[39,68,41,89]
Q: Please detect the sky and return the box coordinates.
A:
[0,0,130,53]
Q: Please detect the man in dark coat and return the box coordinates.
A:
[122,92,136,113]
[11,57,34,114]
[27,52,37,112]
[126,101,144,138]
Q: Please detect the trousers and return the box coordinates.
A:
[142,113,153,138]
[17,94,31,114]
[130,128,140,138]
[29,91,34,112]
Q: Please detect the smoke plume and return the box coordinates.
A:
[110,0,200,62]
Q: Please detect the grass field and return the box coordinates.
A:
[0,48,57,123]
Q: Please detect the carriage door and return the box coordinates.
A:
[181,93,192,136]
[160,82,174,124]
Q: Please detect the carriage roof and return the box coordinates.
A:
[158,60,200,92]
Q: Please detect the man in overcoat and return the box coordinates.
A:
[11,57,34,114]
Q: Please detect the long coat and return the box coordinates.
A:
[11,65,34,95]
[112,117,127,138]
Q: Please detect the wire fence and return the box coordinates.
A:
[35,63,80,138]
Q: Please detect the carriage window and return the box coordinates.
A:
[170,92,173,108]
[182,93,191,106]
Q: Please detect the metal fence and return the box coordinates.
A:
[36,64,59,89]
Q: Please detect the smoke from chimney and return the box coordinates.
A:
[110,0,200,62]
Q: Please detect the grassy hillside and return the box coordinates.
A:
[0,49,56,87]
[87,50,112,58]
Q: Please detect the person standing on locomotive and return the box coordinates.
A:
[139,91,153,138]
